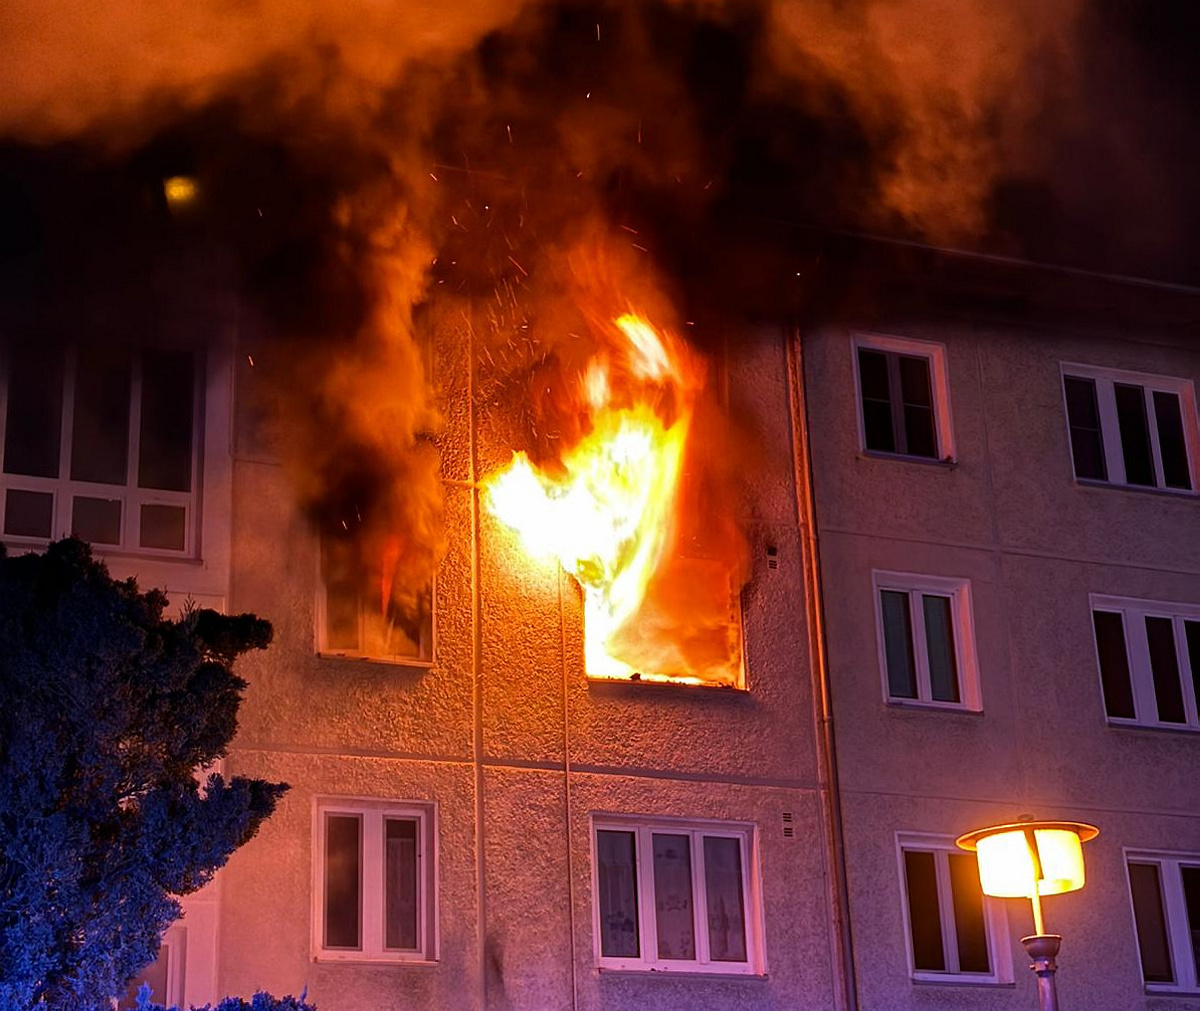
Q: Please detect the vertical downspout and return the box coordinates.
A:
[469,318,488,1011]
[785,325,859,1011]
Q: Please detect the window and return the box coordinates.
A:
[854,334,954,461]
[317,537,434,664]
[1062,364,1198,492]
[1127,852,1200,992]
[116,925,185,1008]
[313,798,437,962]
[591,817,763,974]
[1091,596,1200,730]
[874,573,981,710]
[898,835,1010,984]
[0,342,200,554]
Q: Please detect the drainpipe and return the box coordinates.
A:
[785,325,859,1011]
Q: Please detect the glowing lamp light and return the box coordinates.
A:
[163,175,198,210]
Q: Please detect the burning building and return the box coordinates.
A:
[2,1,1200,1009]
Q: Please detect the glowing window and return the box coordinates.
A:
[1062,364,1198,492]
[1127,852,1200,993]
[591,817,763,975]
[854,334,954,461]
[313,798,436,962]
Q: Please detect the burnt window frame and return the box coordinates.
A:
[852,334,955,463]
[1060,363,1199,494]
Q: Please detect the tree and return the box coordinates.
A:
[0,539,287,1011]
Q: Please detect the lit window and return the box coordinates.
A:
[874,573,981,710]
[317,537,433,664]
[313,798,436,962]
[854,334,954,461]
[0,342,199,554]
[1062,365,1198,492]
[1091,596,1200,729]
[898,835,1010,984]
[1127,852,1200,992]
[592,817,763,974]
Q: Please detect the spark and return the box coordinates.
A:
[429,172,439,182]
[247,355,255,367]
[506,125,513,144]
[507,256,528,276]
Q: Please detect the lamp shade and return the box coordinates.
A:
[956,821,1099,899]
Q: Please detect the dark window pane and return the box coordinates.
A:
[139,504,186,552]
[1129,862,1174,983]
[71,496,121,545]
[858,349,895,452]
[597,830,639,958]
[384,819,418,951]
[138,350,194,492]
[324,814,361,949]
[652,833,695,960]
[4,489,53,538]
[904,850,945,971]
[899,355,937,458]
[1182,866,1200,983]
[70,347,130,484]
[1187,622,1200,721]
[1115,383,1155,486]
[1093,611,1136,720]
[1146,616,1185,724]
[703,836,747,962]
[922,594,960,703]
[4,344,63,478]
[881,591,917,699]
[1063,376,1107,481]
[1153,391,1192,491]
[948,853,990,973]
[117,942,171,1009]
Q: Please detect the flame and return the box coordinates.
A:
[484,313,742,686]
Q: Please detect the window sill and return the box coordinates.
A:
[1074,478,1197,500]
[912,975,1013,988]
[886,698,983,715]
[1146,985,1200,996]
[312,954,438,966]
[316,651,434,670]
[596,966,767,980]
[588,674,748,693]
[861,450,957,468]
[1107,719,1200,736]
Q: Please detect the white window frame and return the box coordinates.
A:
[852,333,956,462]
[114,924,186,1009]
[873,572,982,711]
[1125,849,1200,994]
[1060,362,1200,493]
[315,546,435,667]
[590,815,765,976]
[1091,595,1200,731]
[0,344,203,557]
[896,833,1012,985]
[311,797,438,963]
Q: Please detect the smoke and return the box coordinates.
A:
[0,0,1089,616]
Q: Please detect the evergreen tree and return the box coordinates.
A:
[0,539,287,1010]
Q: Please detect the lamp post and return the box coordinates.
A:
[956,820,1099,1011]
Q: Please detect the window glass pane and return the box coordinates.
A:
[1063,376,1107,481]
[324,814,361,949]
[1181,866,1200,983]
[597,830,640,958]
[1153,391,1192,491]
[904,850,945,972]
[703,836,747,963]
[881,590,917,699]
[139,504,186,552]
[858,349,895,453]
[4,489,53,538]
[1186,622,1200,721]
[652,833,695,960]
[70,346,130,484]
[138,350,194,492]
[922,594,960,703]
[4,343,63,478]
[384,818,418,951]
[1114,383,1155,486]
[898,355,937,458]
[322,539,361,651]
[1093,611,1136,720]
[1129,862,1174,983]
[948,853,990,973]
[1146,616,1186,724]
[71,496,121,545]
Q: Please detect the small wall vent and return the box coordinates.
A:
[782,811,794,838]
[766,545,779,570]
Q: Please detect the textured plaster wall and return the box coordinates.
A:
[804,318,1200,1010]
[211,320,836,1010]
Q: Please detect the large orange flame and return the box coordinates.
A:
[484,313,742,686]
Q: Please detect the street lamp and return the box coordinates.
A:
[956,819,1099,1011]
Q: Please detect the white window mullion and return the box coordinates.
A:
[1148,405,1169,489]
[1174,618,1200,729]
[691,831,711,966]
[1162,862,1195,989]
[362,810,384,959]
[1095,380,1127,486]
[637,827,659,967]
[934,851,961,973]
[910,590,933,702]
[1126,615,1159,724]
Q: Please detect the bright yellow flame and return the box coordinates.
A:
[484,313,737,684]
[975,828,1086,899]
[163,175,198,209]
